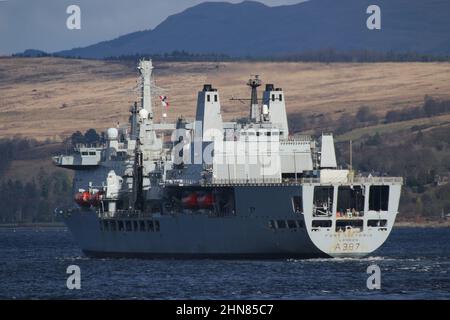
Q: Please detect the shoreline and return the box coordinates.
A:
[0,221,449,229]
[395,220,450,228]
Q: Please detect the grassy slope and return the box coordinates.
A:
[2,58,450,140]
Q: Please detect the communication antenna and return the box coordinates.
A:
[230,97,250,104]
[350,140,353,171]
[349,140,354,184]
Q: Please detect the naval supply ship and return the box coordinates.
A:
[53,60,402,258]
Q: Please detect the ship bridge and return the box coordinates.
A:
[52,144,104,169]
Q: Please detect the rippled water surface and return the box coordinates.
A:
[0,227,449,299]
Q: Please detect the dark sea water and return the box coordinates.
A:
[0,227,449,300]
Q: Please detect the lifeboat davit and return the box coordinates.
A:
[89,191,103,207]
[197,193,214,208]
[182,192,198,208]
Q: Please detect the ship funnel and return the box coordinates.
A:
[194,84,223,142]
[263,84,289,139]
[320,134,337,169]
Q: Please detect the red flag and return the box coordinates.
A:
[159,96,169,108]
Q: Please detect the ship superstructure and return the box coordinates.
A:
[53,59,402,258]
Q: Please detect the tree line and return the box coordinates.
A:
[15,49,450,63]
[385,96,450,123]
[104,50,450,63]
[0,170,72,223]
[0,138,39,176]
[0,129,102,224]
[68,128,103,146]
[289,96,450,136]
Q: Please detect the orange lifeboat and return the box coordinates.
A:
[74,191,91,207]
[198,193,214,208]
[182,192,198,209]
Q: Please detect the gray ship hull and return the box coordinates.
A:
[62,181,401,259]
[66,212,326,259]
[63,185,327,259]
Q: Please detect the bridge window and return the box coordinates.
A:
[369,186,389,211]
[279,94,283,101]
[336,219,363,232]
[133,221,138,232]
[368,219,388,227]
[154,220,160,232]
[139,221,146,232]
[125,221,132,232]
[313,186,334,217]
[312,220,332,228]
[89,151,96,156]
[146,220,154,232]
[207,94,210,102]
[337,186,365,217]
[214,94,218,102]
[118,221,124,232]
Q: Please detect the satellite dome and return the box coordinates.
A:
[107,127,118,140]
[139,109,149,120]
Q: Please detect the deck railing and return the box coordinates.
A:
[163,176,403,187]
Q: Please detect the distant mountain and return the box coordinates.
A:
[55,0,450,59]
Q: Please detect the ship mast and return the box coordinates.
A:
[138,59,154,121]
[247,75,261,122]
[137,59,158,146]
